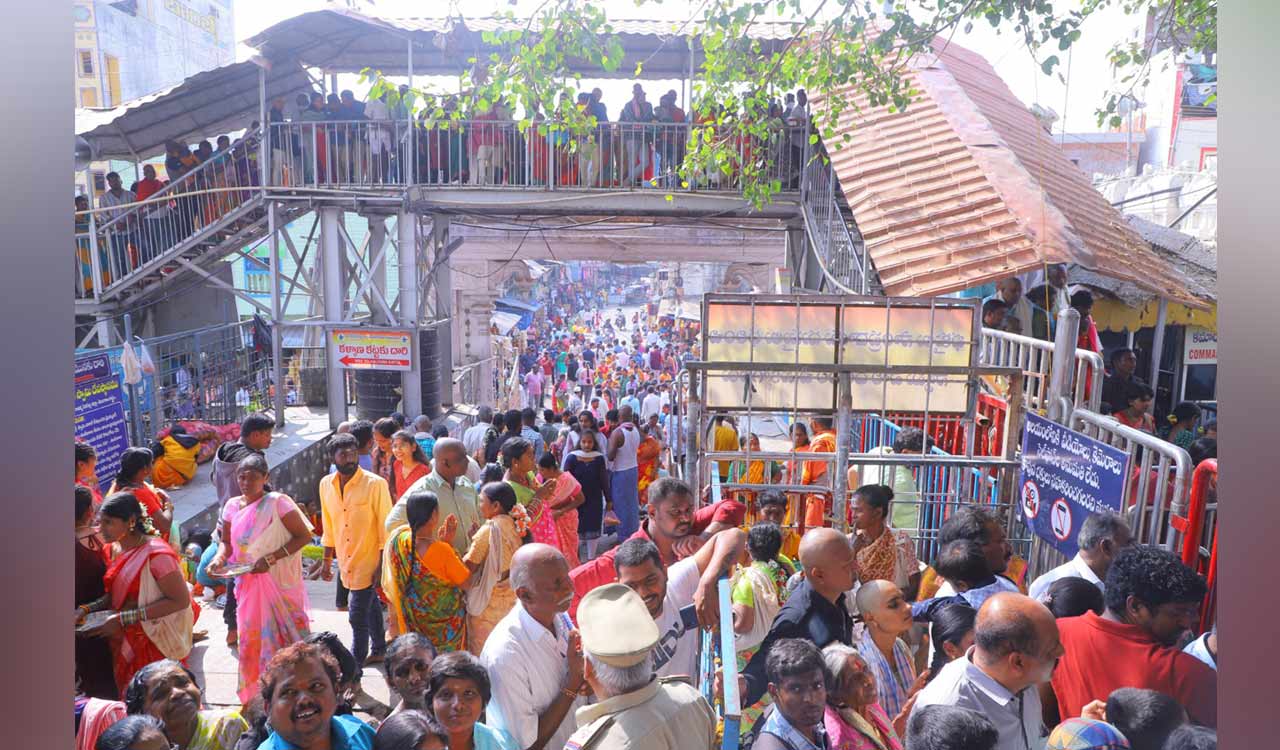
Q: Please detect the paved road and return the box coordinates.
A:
[190,574,392,710]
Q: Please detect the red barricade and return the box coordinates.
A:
[1169,459,1218,632]
[886,393,1008,457]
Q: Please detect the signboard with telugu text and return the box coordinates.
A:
[328,328,414,371]
[1018,413,1129,557]
[74,353,130,492]
[1183,327,1217,365]
[701,295,978,412]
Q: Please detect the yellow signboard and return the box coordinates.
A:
[701,296,978,413]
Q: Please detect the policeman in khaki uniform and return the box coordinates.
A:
[564,583,717,750]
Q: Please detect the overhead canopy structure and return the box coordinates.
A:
[76,59,313,161]
[245,8,796,79]
[1076,215,1218,333]
[818,38,1205,307]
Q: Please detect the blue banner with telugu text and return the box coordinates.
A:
[75,353,131,492]
[1018,413,1129,558]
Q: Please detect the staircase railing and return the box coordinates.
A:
[76,126,264,301]
[798,144,869,294]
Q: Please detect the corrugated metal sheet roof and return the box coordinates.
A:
[1075,215,1216,306]
[817,39,1202,306]
[244,9,796,77]
[76,59,313,160]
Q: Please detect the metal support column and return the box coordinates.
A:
[832,372,853,531]
[1046,307,1081,424]
[269,203,286,427]
[321,206,348,429]
[432,214,454,407]
[366,217,390,325]
[398,212,422,418]
[258,64,268,195]
[1147,298,1169,411]
[684,368,702,497]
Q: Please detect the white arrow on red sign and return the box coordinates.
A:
[339,355,411,368]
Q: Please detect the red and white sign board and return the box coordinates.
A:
[1183,327,1217,365]
[329,328,413,371]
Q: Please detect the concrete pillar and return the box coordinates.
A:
[432,214,455,408]
[367,217,390,325]
[398,211,422,418]
[321,206,348,429]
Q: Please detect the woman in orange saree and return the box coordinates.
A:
[79,492,193,698]
[636,427,662,499]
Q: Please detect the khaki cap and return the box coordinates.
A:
[577,583,659,667]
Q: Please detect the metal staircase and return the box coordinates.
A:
[796,145,878,295]
[75,127,307,312]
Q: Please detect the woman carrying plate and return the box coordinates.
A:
[206,454,313,705]
[77,492,193,697]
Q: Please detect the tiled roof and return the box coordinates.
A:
[816,39,1202,306]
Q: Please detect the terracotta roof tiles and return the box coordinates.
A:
[816,38,1201,306]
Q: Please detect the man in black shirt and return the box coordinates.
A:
[741,527,858,708]
[1100,348,1146,415]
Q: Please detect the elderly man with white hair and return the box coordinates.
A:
[564,583,717,750]
[481,544,585,750]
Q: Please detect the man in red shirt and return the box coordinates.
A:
[1049,545,1215,727]
[568,476,744,619]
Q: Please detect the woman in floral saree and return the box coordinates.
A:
[78,492,193,697]
[636,426,662,499]
[206,454,313,705]
[383,490,472,653]
[462,481,529,655]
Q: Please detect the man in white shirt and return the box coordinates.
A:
[481,544,586,750]
[613,528,746,679]
[99,172,137,274]
[1028,511,1131,600]
[640,385,662,422]
[911,593,1060,750]
[463,407,495,459]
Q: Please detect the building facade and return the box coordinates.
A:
[75,0,235,198]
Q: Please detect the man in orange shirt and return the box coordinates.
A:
[319,433,393,667]
[802,417,837,529]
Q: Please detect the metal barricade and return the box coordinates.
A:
[1069,407,1193,550]
[1170,459,1218,632]
[266,118,806,194]
[76,320,275,442]
[78,128,264,297]
[979,328,1103,414]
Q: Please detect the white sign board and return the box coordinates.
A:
[328,328,414,371]
[1183,327,1217,365]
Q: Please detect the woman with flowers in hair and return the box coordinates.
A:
[499,437,557,551]
[461,481,529,655]
[77,492,194,696]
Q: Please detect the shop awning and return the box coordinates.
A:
[491,311,523,335]
[817,38,1203,306]
[495,296,541,313]
[658,298,700,321]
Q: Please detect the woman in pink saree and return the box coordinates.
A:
[206,455,314,705]
[536,452,585,568]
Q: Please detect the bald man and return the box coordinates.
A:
[384,437,480,554]
[741,528,858,708]
[911,592,1061,750]
[855,580,924,719]
[481,544,585,750]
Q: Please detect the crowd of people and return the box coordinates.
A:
[981,264,1216,462]
[263,83,813,192]
[72,279,1217,750]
